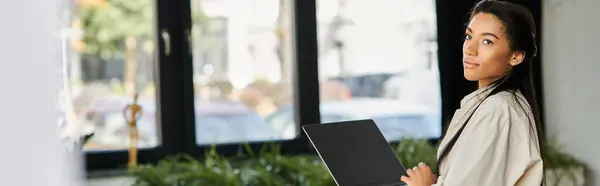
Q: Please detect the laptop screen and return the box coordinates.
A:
[303,119,407,186]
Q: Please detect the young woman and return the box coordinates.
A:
[400,1,545,185]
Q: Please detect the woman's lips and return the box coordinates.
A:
[463,60,479,68]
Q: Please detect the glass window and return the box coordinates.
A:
[59,0,159,151]
[191,0,296,145]
[316,0,441,141]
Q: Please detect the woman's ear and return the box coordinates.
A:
[509,51,526,66]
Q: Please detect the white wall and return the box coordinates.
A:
[0,0,84,185]
[542,0,600,185]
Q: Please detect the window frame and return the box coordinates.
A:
[85,0,176,171]
[85,0,322,171]
[180,0,322,159]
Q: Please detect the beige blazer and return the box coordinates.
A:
[432,88,544,186]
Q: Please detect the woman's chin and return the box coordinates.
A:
[463,72,480,81]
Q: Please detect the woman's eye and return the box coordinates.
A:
[464,34,472,40]
[482,39,493,45]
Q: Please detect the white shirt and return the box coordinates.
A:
[433,87,544,186]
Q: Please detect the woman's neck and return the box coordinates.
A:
[478,80,490,89]
[478,77,502,89]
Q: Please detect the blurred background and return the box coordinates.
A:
[2,0,598,185]
[58,0,441,150]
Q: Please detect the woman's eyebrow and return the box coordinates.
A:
[467,27,499,39]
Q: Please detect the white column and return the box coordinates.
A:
[0,0,84,185]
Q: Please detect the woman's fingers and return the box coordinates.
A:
[418,162,432,175]
[400,175,412,184]
[402,163,437,185]
[406,167,416,177]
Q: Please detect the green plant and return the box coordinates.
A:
[129,138,585,186]
[129,143,335,186]
[393,138,437,171]
[543,137,587,186]
[239,143,335,186]
[130,148,244,186]
[543,137,585,169]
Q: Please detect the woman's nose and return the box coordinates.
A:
[463,42,477,56]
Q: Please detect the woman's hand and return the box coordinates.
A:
[400,162,437,186]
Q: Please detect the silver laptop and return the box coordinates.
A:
[303,119,408,186]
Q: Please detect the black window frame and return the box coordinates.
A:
[86,0,321,171]
[85,0,188,171]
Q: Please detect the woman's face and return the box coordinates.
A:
[463,13,522,86]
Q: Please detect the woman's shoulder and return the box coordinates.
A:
[484,90,530,110]
[476,90,533,123]
[478,91,541,157]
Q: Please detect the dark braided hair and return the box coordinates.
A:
[435,0,545,185]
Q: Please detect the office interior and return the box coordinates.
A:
[1,0,598,185]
